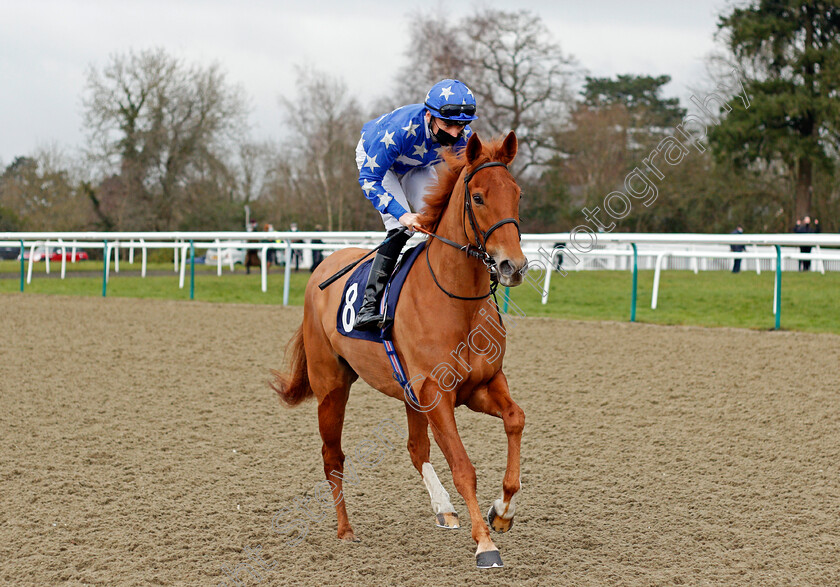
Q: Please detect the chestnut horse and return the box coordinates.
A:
[272,131,527,568]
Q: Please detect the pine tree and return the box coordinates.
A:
[712,0,840,219]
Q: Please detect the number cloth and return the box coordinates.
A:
[336,241,427,343]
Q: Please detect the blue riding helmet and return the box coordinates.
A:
[424,79,478,122]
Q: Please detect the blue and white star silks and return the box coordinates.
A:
[380,130,396,148]
[358,103,472,219]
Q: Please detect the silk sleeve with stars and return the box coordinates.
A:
[358,124,409,220]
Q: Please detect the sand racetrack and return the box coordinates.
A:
[1,294,839,586]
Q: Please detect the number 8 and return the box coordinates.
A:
[341,283,359,332]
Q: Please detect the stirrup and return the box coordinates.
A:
[354,296,384,330]
[354,311,387,332]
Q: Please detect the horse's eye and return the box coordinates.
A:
[472,193,484,205]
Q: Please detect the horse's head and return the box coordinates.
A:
[460,131,528,287]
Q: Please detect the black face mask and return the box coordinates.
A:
[432,122,461,146]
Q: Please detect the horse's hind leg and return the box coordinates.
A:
[317,383,357,541]
[305,309,359,541]
[404,405,459,529]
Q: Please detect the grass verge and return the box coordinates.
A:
[2,260,838,334]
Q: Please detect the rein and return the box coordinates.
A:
[418,161,520,301]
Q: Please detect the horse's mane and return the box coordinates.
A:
[418,135,509,231]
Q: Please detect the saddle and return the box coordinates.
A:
[336,241,426,343]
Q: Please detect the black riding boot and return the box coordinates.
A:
[353,229,410,331]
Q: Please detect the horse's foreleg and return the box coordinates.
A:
[423,391,502,568]
[467,370,524,534]
[317,387,357,541]
[404,405,459,529]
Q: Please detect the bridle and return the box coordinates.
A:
[420,161,521,301]
[462,162,521,254]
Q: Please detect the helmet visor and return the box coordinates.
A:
[425,102,476,120]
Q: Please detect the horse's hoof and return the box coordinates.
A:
[338,530,360,542]
[435,512,460,529]
[476,549,504,568]
[487,505,514,533]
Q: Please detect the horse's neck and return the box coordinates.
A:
[427,185,491,300]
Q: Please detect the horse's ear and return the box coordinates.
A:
[499,131,517,165]
[466,132,482,164]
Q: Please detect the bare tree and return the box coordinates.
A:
[553,103,633,204]
[0,147,92,230]
[279,67,364,231]
[393,13,472,104]
[394,10,577,175]
[464,10,577,174]
[82,48,248,230]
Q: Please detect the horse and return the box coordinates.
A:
[271,131,528,568]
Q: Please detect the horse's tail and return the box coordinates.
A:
[270,326,313,407]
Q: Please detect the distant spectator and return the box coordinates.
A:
[552,243,565,271]
[245,222,261,274]
[794,216,814,272]
[730,225,746,273]
[289,222,303,271]
[310,224,324,272]
[263,223,276,266]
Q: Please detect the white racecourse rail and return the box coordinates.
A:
[2,232,839,310]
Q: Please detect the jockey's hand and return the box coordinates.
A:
[399,212,424,232]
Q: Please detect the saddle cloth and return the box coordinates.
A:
[336,241,426,343]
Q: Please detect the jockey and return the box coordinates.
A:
[353,79,478,331]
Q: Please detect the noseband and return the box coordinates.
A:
[421,161,521,300]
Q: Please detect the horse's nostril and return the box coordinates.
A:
[499,260,514,276]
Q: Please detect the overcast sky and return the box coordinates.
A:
[1,0,733,166]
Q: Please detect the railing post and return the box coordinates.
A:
[283,240,292,306]
[651,252,666,310]
[774,244,781,330]
[102,240,109,297]
[190,240,195,300]
[541,258,551,305]
[19,239,24,292]
[178,245,188,289]
[815,244,826,275]
[59,238,67,279]
[27,243,35,284]
[261,245,268,293]
[141,239,147,277]
[630,243,638,322]
[215,238,222,276]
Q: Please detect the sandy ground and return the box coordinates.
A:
[1,294,839,586]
